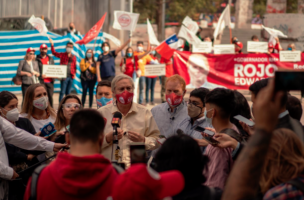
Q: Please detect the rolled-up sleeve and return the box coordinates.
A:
[1,117,54,152]
[144,110,160,150]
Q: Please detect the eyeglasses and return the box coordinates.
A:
[62,103,81,110]
[187,101,200,107]
[29,53,35,55]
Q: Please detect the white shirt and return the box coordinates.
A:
[0,116,54,180]
[20,113,56,133]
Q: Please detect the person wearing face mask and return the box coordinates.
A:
[80,49,97,108]
[151,75,188,139]
[202,88,239,190]
[177,88,211,149]
[287,43,296,51]
[0,91,41,199]
[54,95,82,132]
[96,39,131,83]
[65,22,81,35]
[17,47,40,102]
[95,80,113,109]
[134,41,153,105]
[20,84,57,133]
[36,44,55,107]
[98,74,160,168]
[49,38,77,102]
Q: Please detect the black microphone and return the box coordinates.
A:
[111,112,122,162]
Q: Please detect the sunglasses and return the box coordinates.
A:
[29,53,35,55]
[62,103,81,110]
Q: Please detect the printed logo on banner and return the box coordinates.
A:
[187,24,195,32]
[118,14,132,27]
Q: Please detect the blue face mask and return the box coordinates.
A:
[204,108,213,125]
[87,53,92,58]
[151,50,156,55]
[96,97,113,108]
[287,47,292,51]
[127,52,133,57]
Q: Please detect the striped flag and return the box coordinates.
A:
[0,30,104,94]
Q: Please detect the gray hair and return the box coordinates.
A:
[111,74,134,94]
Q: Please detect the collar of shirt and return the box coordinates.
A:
[166,101,185,115]
[111,102,138,116]
[278,110,289,119]
[193,116,206,127]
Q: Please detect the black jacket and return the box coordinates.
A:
[36,54,55,83]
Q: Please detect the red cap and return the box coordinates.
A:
[236,41,243,49]
[40,44,48,49]
[268,43,274,48]
[26,47,35,53]
[111,164,184,200]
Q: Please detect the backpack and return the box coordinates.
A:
[29,163,124,200]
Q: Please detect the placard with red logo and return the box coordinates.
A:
[113,11,139,31]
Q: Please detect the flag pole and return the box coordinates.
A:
[229,27,232,44]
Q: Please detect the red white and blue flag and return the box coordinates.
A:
[156,34,179,60]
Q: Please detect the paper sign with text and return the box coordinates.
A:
[193,42,212,53]
[144,64,166,76]
[247,41,269,53]
[214,44,235,54]
[280,51,301,62]
[42,65,67,78]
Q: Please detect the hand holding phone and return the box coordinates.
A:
[130,143,146,165]
[194,126,219,145]
[234,115,255,127]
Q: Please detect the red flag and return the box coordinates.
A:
[76,13,107,45]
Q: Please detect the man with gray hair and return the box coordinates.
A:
[98,74,160,168]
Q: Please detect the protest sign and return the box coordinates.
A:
[280,51,301,62]
[266,0,287,13]
[144,64,166,76]
[192,42,212,53]
[182,16,199,34]
[173,51,304,90]
[214,44,235,54]
[113,11,139,31]
[28,15,48,36]
[42,65,67,78]
[247,41,269,53]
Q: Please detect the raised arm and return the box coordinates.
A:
[115,38,131,55]
[222,80,284,200]
[49,38,62,58]
[137,46,153,60]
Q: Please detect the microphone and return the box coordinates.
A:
[111,112,122,162]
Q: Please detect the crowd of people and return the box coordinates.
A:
[2,21,304,200]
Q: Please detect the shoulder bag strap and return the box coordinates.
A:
[287,179,304,194]
[29,164,48,200]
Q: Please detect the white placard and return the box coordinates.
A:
[247,41,269,53]
[192,42,212,53]
[144,64,166,76]
[279,51,301,62]
[42,65,67,78]
[214,44,235,54]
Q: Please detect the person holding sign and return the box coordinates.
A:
[17,48,40,102]
[36,44,55,107]
[48,38,76,102]
[80,49,97,108]
[96,39,131,83]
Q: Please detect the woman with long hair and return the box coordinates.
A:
[20,83,56,133]
[262,128,304,199]
[17,48,40,102]
[80,49,96,108]
[120,47,138,78]
[54,95,82,132]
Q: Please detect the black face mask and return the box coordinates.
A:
[70,26,74,30]
[41,51,46,56]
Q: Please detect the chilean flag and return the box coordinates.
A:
[156,34,179,60]
[76,12,107,45]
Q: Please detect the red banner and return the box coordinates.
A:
[173,51,304,90]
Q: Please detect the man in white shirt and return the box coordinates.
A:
[0,116,65,199]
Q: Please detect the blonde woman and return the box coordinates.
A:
[261,128,304,199]
[17,47,40,101]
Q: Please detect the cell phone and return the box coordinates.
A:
[275,71,304,92]
[234,115,255,127]
[40,122,56,137]
[130,143,146,165]
[194,126,215,136]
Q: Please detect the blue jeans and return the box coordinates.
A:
[81,79,96,108]
[59,77,73,102]
[138,77,146,104]
[145,77,157,103]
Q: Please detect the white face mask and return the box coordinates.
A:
[1,108,19,122]
[66,47,72,53]
[103,46,110,52]
[33,96,49,110]
[137,46,143,52]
